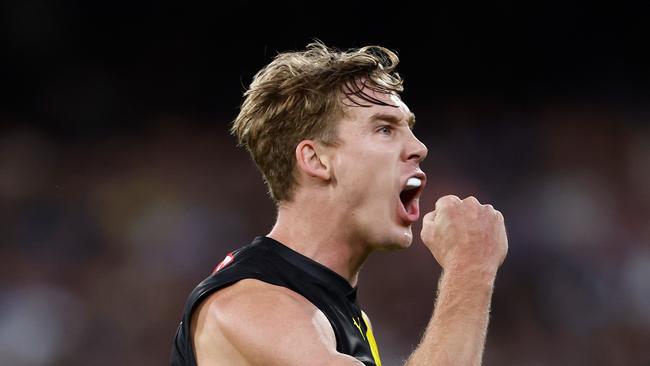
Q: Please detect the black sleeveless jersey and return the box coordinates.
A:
[170,236,383,366]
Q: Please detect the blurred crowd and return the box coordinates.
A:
[1,103,648,365]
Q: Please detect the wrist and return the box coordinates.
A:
[441,263,499,287]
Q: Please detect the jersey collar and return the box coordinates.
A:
[255,236,359,302]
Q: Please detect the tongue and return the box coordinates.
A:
[398,192,419,223]
[400,188,417,210]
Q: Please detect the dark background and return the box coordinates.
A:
[1,1,649,365]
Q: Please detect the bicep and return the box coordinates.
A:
[193,279,364,366]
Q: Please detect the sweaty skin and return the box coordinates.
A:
[192,89,508,366]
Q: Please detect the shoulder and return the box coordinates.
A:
[192,278,363,366]
[196,278,329,339]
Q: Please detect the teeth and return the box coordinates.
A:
[405,177,422,189]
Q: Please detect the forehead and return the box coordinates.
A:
[340,86,414,127]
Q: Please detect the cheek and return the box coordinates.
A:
[340,158,389,192]
[332,145,397,206]
[349,170,398,217]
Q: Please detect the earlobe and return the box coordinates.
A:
[295,140,331,181]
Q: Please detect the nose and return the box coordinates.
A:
[404,130,428,163]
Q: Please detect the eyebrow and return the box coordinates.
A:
[369,112,416,128]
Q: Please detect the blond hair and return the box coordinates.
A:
[231,41,403,202]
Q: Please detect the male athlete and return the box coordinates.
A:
[171,42,508,366]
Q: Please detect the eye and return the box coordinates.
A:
[377,125,393,135]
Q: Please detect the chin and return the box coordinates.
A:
[374,227,414,251]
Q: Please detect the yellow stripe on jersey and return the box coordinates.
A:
[352,317,366,340]
[361,311,382,366]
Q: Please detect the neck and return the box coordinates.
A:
[268,197,370,287]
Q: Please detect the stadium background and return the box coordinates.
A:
[1,1,649,365]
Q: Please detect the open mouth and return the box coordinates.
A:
[398,175,425,223]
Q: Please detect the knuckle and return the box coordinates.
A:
[436,195,461,207]
[446,194,461,202]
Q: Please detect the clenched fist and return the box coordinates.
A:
[421,195,508,276]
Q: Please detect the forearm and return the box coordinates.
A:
[404,269,496,366]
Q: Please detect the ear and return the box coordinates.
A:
[295,140,331,181]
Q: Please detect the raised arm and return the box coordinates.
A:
[405,195,508,366]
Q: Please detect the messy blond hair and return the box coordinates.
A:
[231,41,403,202]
